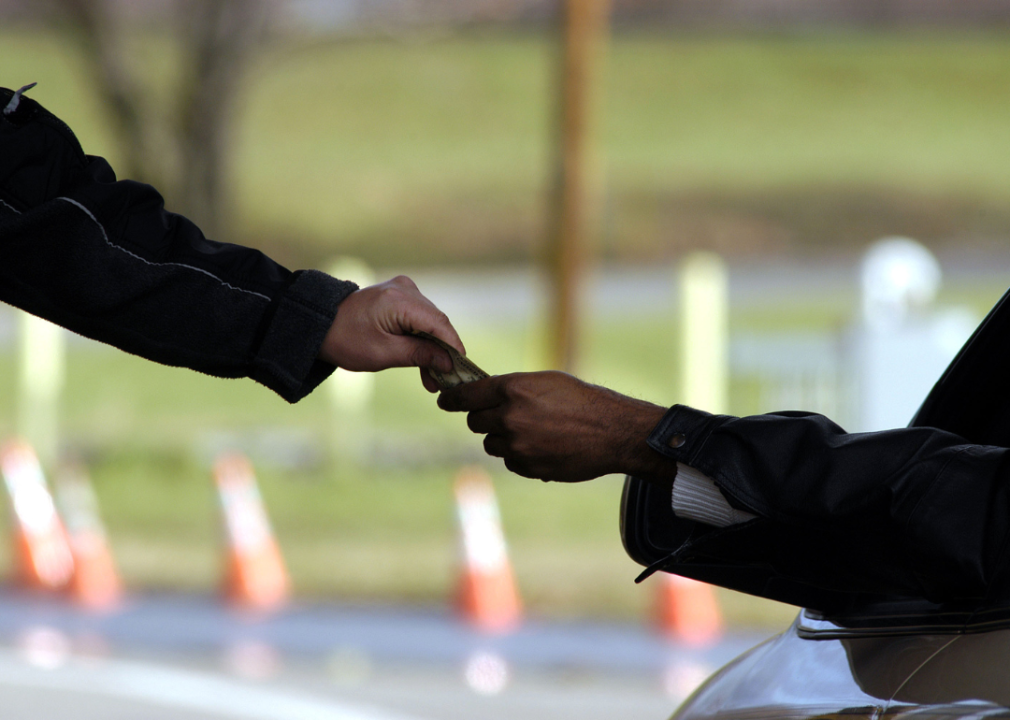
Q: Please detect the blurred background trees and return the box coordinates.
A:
[26,0,271,240]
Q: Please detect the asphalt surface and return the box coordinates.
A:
[0,590,779,720]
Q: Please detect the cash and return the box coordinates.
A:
[413,331,489,389]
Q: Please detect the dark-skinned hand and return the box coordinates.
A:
[438,371,675,483]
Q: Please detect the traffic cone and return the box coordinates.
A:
[54,462,122,611]
[213,453,290,612]
[656,572,723,645]
[0,440,74,591]
[453,467,521,633]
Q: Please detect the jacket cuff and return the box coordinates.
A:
[251,269,358,402]
[649,405,765,518]
[646,404,727,465]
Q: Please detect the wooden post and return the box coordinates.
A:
[546,0,611,372]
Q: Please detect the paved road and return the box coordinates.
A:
[0,591,780,720]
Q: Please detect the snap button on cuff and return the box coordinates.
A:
[668,433,686,449]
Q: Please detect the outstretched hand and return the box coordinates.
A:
[319,275,462,391]
[438,371,673,483]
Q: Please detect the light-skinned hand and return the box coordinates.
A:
[319,275,462,392]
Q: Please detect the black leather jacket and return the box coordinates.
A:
[0,85,358,403]
[624,283,1010,620]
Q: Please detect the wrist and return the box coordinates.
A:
[611,398,676,482]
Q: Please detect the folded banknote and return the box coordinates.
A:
[413,331,489,389]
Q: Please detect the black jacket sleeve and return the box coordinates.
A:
[0,86,358,402]
[646,405,1010,605]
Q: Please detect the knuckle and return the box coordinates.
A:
[499,408,518,434]
[501,377,521,401]
[380,278,407,295]
[408,345,427,368]
[508,374,534,400]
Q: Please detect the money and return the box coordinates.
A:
[413,331,489,389]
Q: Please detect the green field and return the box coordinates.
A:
[2,28,1010,629]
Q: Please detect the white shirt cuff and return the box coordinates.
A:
[672,463,757,527]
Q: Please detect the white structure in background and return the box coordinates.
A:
[731,331,843,422]
[17,313,66,466]
[851,237,977,432]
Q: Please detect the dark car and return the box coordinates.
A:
[622,287,1010,720]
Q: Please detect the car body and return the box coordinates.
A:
[673,610,1010,720]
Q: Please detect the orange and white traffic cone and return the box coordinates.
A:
[54,462,122,611]
[656,572,723,646]
[0,440,74,592]
[454,467,521,634]
[214,453,289,612]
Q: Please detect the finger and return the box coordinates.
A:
[504,457,538,479]
[420,367,440,393]
[395,289,465,355]
[407,337,454,373]
[420,314,465,357]
[483,434,509,458]
[467,409,502,435]
[438,376,506,412]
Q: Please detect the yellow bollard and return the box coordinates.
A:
[17,312,65,466]
[326,258,376,459]
[665,252,729,644]
[679,252,729,414]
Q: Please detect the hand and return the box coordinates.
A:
[438,371,674,482]
[319,275,462,392]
